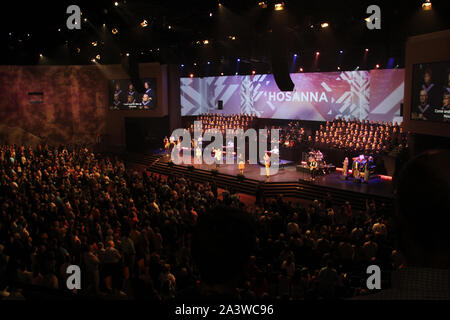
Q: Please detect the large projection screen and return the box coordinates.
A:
[181,69,404,123]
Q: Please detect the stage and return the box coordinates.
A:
[159,154,394,200]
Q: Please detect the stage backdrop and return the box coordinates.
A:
[181,69,404,123]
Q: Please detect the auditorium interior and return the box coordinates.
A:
[1,0,450,305]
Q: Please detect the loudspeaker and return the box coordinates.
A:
[218,100,223,110]
[270,18,294,91]
[121,53,145,93]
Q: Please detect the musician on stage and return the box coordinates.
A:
[342,157,349,180]
[163,136,169,155]
[214,147,222,168]
[363,158,370,184]
[238,153,245,175]
[309,157,318,181]
[175,139,182,159]
[316,150,323,164]
[352,157,361,182]
[263,152,271,178]
[168,136,176,159]
[195,145,202,164]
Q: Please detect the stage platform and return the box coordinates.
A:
[125,152,394,212]
[171,156,392,199]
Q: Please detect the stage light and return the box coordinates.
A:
[207,61,210,64]
[168,25,172,29]
[337,66,341,70]
[365,48,369,52]
[194,62,197,66]
[84,18,87,22]
[140,20,148,27]
[299,67,303,72]
[181,64,184,67]
[221,72,224,76]
[316,51,320,55]
[364,17,371,23]
[258,1,267,8]
[91,41,98,47]
[96,54,101,60]
[274,2,284,11]
[294,54,297,57]
[58,28,61,32]
[112,28,118,34]
[229,35,236,40]
[422,0,432,10]
[237,58,240,62]
[76,48,81,53]
[203,39,209,45]
[320,22,329,28]
[39,53,43,58]
[235,72,238,75]
[103,24,106,27]
[189,73,194,78]
[91,58,96,63]
[252,70,256,75]
[114,1,119,6]
[209,12,213,17]
[339,50,343,54]
[376,64,380,69]
[126,53,129,57]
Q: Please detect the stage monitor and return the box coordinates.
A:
[109,78,157,110]
[410,61,450,122]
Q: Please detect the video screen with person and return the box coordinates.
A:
[109,78,157,110]
[411,61,450,122]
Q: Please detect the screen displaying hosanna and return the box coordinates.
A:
[411,61,450,122]
[109,78,157,110]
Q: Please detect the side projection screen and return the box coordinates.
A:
[109,78,157,110]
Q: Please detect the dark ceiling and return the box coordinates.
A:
[1,0,449,76]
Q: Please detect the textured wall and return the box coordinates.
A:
[0,63,175,147]
[0,65,107,145]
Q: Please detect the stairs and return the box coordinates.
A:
[261,181,393,212]
[124,153,394,212]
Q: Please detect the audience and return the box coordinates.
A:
[0,143,404,300]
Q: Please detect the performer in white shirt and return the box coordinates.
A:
[214,147,222,168]
[195,145,202,164]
